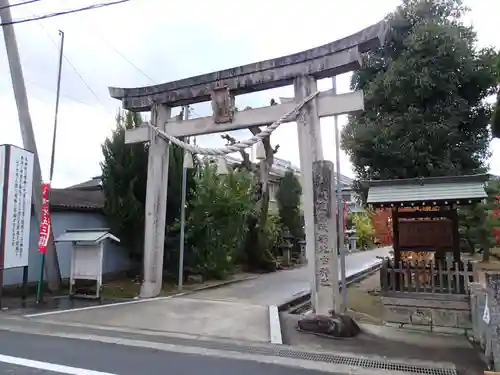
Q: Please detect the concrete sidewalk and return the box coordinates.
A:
[26,297,271,343]
[22,248,391,345]
[185,246,391,306]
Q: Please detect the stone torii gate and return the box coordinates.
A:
[109,21,387,314]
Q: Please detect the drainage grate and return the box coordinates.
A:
[176,337,457,375]
[22,320,457,375]
[234,346,457,375]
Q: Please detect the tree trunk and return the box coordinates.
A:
[481,233,490,262]
[221,121,279,271]
[259,158,270,228]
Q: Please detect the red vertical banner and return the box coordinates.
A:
[37,183,51,254]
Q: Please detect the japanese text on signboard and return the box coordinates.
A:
[11,154,29,260]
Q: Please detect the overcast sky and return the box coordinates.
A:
[1,0,498,187]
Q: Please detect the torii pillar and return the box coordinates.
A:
[295,75,339,314]
[140,105,171,298]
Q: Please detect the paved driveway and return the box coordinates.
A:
[187,247,392,306]
[23,247,391,344]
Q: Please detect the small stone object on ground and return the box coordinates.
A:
[187,274,203,283]
[297,311,361,338]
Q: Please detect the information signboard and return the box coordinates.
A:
[0,145,34,269]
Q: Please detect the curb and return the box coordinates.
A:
[268,305,283,344]
[268,261,384,344]
[24,275,260,318]
[277,260,383,312]
[178,275,260,296]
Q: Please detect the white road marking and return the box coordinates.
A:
[0,354,117,375]
[24,295,180,318]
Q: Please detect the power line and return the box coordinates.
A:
[30,82,103,110]
[79,14,158,86]
[30,16,112,114]
[13,0,156,90]
[0,0,41,11]
[0,74,111,112]
[191,108,202,118]
[87,27,156,84]
[62,55,111,113]
[0,0,130,26]
[7,0,155,112]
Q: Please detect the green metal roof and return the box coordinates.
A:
[55,229,120,244]
[366,174,488,205]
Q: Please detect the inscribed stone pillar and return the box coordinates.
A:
[294,75,324,312]
[468,282,484,343]
[140,104,171,298]
[487,273,500,369]
[313,160,340,315]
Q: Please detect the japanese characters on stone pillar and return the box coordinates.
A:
[0,145,34,276]
[312,160,340,314]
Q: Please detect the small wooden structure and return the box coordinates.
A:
[365,175,488,329]
[55,228,120,300]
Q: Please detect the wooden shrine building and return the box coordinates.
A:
[364,174,489,329]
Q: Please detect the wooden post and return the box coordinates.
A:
[392,207,400,263]
[391,207,401,292]
[451,208,460,263]
[140,105,171,298]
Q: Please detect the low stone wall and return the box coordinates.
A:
[382,293,471,329]
[469,274,500,369]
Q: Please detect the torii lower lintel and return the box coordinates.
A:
[124,89,364,144]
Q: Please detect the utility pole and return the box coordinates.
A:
[36,30,64,303]
[1,0,62,291]
[49,30,64,183]
[332,76,347,313]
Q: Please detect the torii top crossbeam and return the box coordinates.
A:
[108,21,387,111]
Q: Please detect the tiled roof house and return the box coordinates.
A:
[51,176,104,212]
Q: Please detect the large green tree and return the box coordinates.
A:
[101,111,148,271]
[459,179,500,261]
[352,212,375,249]
[185,162,254,279]
[342,0,497,183]
[101,110,185,275]
[492,54,500,138]
[276,170,304,250]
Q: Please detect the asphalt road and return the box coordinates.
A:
[0,330,333,375]
[188,247,392,305]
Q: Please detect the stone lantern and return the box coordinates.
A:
[281,228,294,267]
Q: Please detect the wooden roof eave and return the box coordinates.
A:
[367,197,485,209]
